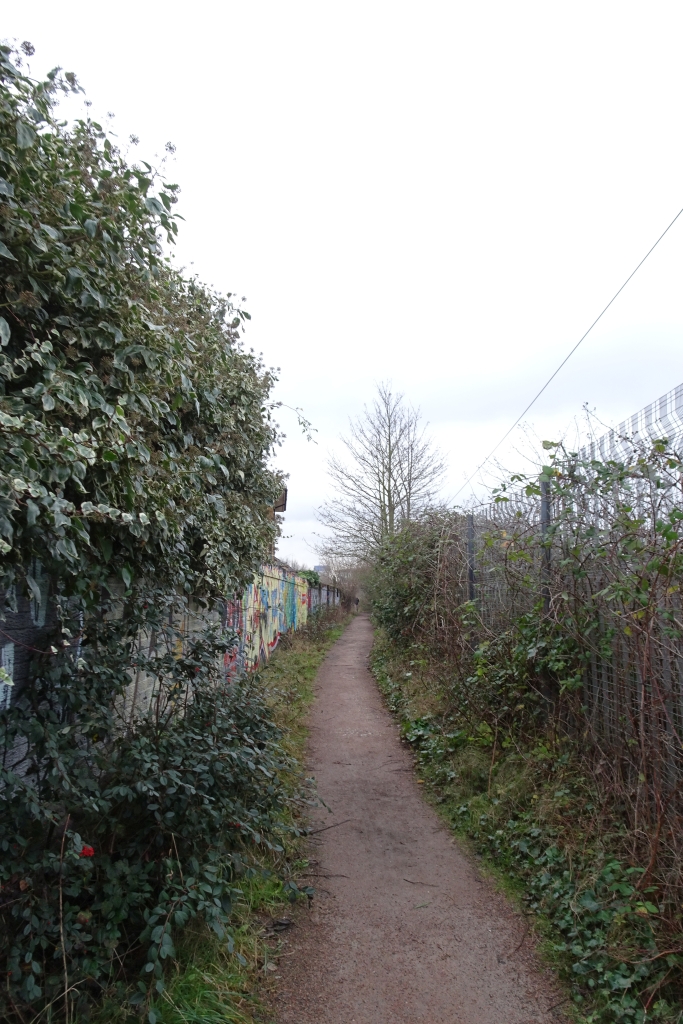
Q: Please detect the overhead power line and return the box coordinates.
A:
[454,205,683,502]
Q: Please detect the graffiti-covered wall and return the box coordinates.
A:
[223,564,341,675]
[224,564,310,674]
[0,562,341,709]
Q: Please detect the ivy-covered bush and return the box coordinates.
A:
[0,43,280,602]
[2,619,298,1016]
[0,43,292,1021]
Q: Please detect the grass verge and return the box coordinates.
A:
[369,630,683,1024]
[96,611,350,1024]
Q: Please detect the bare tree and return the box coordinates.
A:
[317,383,446,561]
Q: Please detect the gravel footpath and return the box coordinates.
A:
[271,614,566,1024]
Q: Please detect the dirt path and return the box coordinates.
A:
[272,615,564,1024]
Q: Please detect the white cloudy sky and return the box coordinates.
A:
[6,1,683,564]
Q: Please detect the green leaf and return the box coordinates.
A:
[0,316,9,345]
[0,240,17,261]
[56,537,78,560]
[0,177,14,197]
[144,197,165,216]
[121,566,132,588]
[42,393,55,411]
[16,121,36,148]
[98,535,112,562]
[26,500,39,526]
[31,232,48,253]
[84,219,98,238]
[578,892,601,913]
[26,575,41,605]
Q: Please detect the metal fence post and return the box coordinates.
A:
[540,478,551,614]
[467,513,476,603]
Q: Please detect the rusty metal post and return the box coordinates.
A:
[467,513,476,603]
[540,478,551,614]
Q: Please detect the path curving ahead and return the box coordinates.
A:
[273,615,564,1024]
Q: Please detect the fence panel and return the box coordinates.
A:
[451,382,683,808]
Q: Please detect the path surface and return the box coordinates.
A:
[272,615,564,1024]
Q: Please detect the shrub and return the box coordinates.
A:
[1,619,299,1018]
[0,42,281,605]
[0,43,292,1021]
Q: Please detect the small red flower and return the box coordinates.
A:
[80,845,95,858]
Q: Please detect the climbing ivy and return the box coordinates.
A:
[0,43,292,1022]
[0,42,281,608]
[297,569,320,586]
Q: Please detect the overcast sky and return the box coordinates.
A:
[6,1,683,564]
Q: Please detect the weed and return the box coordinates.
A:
[371,631,683,1024]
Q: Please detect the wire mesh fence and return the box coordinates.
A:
[376,380,683,899]
[418,382,683,861]
[580,381,683,464]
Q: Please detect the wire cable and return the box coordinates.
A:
[454,205,683,501]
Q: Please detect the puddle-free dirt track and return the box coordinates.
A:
[272,615,565,1024]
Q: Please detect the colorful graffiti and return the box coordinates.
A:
[0,562,341,707]
[223,564,340,676]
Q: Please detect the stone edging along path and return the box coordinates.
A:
[271,614,566,1024]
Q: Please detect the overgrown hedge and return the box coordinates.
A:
[368,440,683,1022]
[0,43,295,1022]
